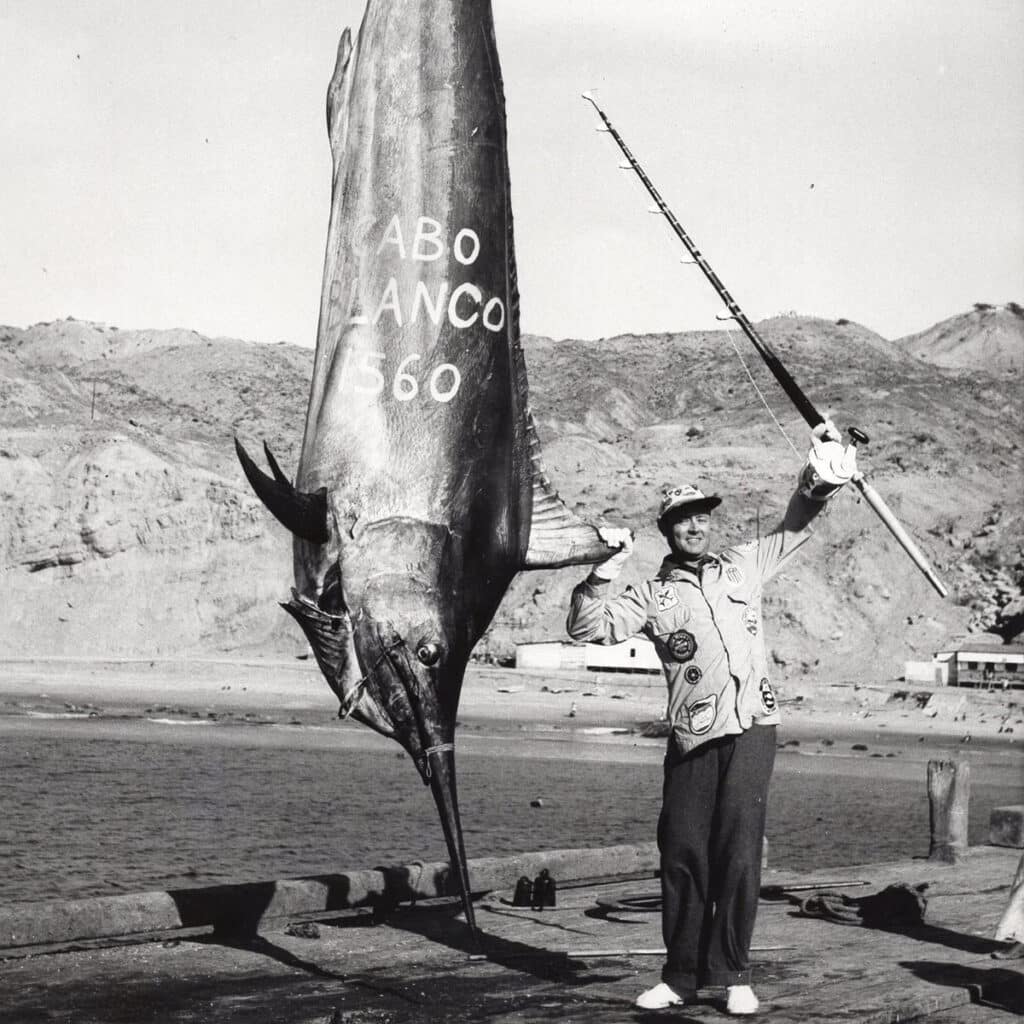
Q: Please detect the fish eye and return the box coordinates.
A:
[416,642,442,666]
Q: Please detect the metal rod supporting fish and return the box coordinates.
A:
[582,91,948,598]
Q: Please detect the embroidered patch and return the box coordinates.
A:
[744,606,759,636]
[684,665,702,685]
[725,565,745,586]
[687,694,718,735]
[759,677,777,714]
[654,585,678,613]
[666,629,697,663]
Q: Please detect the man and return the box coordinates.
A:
[566,424,857,1014]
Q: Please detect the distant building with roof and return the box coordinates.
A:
[931,636,1024,689]
[515,638,662,674]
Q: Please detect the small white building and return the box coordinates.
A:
[516,638,662,674]
[515,641,586,671]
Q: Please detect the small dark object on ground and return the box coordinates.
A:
[284,921,321,939]
[852,743,869,751]
[532,868,556,910]
[799,883,929,927]
[330,1009,395,1024]
[512,875,533,907]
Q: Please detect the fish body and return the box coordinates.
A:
[237,0,608,935]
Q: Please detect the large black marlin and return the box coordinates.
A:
[236,0,610,934]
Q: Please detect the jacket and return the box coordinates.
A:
[566,490,821,754]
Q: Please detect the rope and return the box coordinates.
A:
[722,323,801,460]
[797,883,929,927]
[417,742,455,780]
[423,743,455,758]
[595,892,661,913]
[797,892,863,925]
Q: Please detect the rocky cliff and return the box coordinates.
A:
[1,313,1020,682]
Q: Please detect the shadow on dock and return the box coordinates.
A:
[2,844,1022,1023]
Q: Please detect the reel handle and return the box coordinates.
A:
[847,426,870,447]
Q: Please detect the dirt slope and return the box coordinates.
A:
[897,302,1024,372]
[1,314,1020,683]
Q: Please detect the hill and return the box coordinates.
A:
[897,302,1024,372]
[1,314,1021,685]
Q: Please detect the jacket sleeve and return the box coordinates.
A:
[566,573,649,645]
[747,487,829,581]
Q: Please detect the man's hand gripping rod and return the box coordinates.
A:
[582,91,947,598]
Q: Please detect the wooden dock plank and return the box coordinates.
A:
[0,847,1020,1023]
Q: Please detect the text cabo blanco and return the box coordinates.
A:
[330,217,507,405]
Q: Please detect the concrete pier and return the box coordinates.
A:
[2,845,1022,1023]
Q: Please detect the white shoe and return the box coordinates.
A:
[635,982,684,1009]
[726,984,759,1015]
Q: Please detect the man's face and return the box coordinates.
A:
[668,513,712,561]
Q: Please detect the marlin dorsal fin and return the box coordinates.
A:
[522,412,614,569]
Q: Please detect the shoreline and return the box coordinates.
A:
[1,655,1020,745]
[0,657,1020,785]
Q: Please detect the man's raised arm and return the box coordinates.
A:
[756,422,859,579]
[566,527,648,645]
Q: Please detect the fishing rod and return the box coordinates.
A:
[582,91,948,599]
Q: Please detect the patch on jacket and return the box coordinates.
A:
[759,677,777,714]
[666,629,697,663]
[744,606,759,635]
[725,565,745,586]
[684,665,702,685]
[654,585,678,612]
[687,694,718,735]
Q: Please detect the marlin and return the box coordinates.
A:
[235,0,610,936]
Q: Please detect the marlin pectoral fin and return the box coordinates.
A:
[522,413,615,569]
[282,592,397,738]
[281,594,351,698]
[234,437,329,544]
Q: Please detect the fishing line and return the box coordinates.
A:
[582,92,949,595]
[721,323,801,459]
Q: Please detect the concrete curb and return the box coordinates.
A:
[0,843,659,951]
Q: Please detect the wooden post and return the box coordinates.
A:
[928,759,970,862]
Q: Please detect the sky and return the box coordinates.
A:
[1,1,1022,346]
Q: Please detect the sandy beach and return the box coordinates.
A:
[1,655,1021,748]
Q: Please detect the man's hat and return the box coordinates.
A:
[657,484,722,529]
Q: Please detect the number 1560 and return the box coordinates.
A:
[339,350,462,404]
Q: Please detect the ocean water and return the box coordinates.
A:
[0,719,1020,904]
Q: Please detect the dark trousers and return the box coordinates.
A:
[659,724,776,994]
